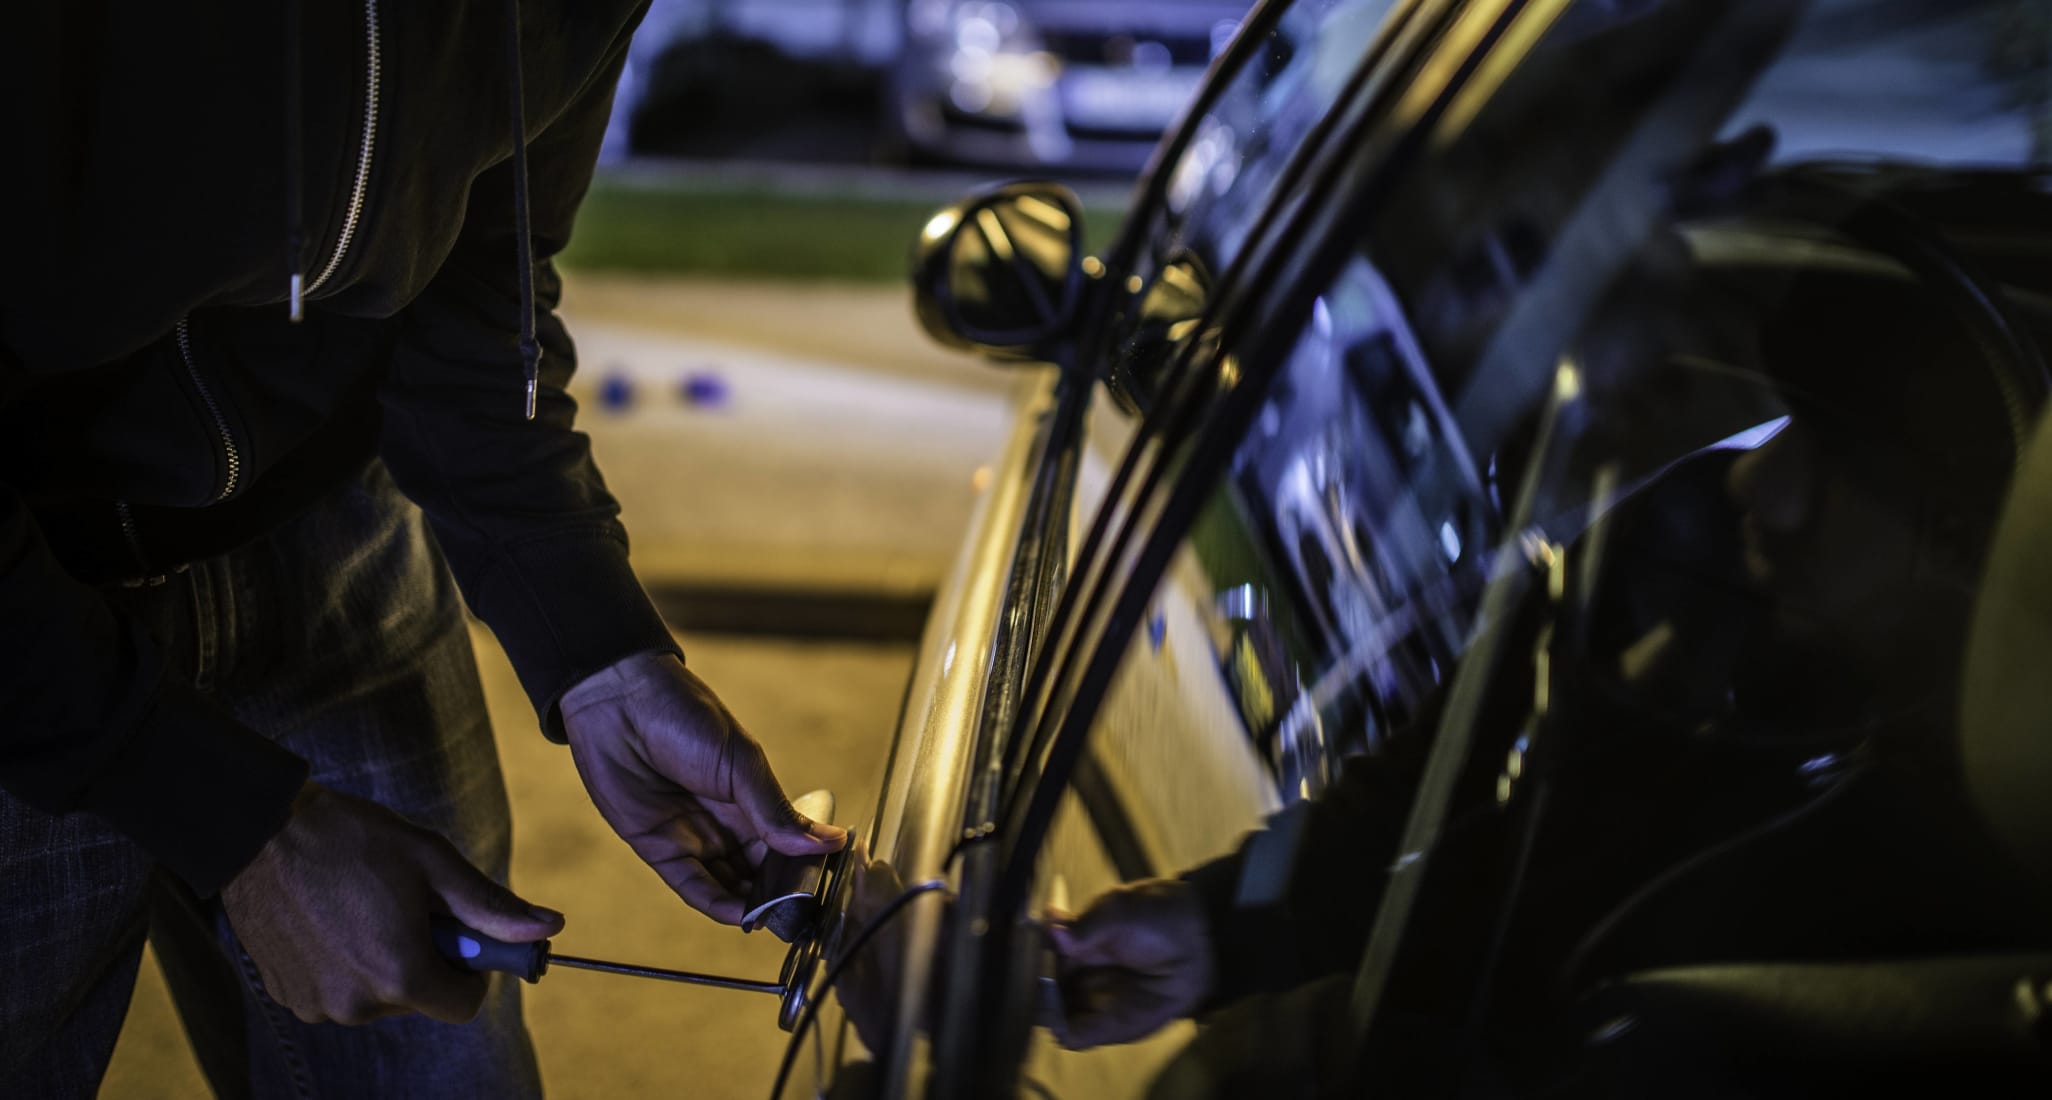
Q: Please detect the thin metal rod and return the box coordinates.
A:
[548,954,782,995]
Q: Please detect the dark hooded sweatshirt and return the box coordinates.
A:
[0,0,676,896]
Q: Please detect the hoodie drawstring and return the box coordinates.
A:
[505,0,542,421]
[285,0,306,322]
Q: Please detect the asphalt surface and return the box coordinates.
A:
[100,274,1014,1098]
[551,274,1013,597]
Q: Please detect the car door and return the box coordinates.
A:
[962,1,2052,1098]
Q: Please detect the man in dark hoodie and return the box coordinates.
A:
[0,2,844,1094]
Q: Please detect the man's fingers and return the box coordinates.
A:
[419,836,563,943]
[391,932,492,1024]
[410,973,489,1025]
[727,738,847,857]
[1051,917,1106,958]
[1063,1005,1167,1050]
[1052,908,1130,967]
[1059,971,1165,1050]
[1059,1008,1121,1051]
[656,855,748,924]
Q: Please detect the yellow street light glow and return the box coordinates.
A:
[922,209,962,244]
[1553,361,1582,402]
[975,207,1016,261]
[1013,194,1071,233]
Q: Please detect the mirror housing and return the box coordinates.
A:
[912,181,1088,362]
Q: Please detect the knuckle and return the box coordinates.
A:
[321,993,365,1025]
[245,965,286,1003]
[424,977,487,1023]
[367,961,421,1009]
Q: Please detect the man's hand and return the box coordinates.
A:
[1049,879,1216,1049]
[560,652,845,924]
[221,783,562,1025]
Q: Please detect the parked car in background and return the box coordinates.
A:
[603,0,901,163]
[885,0,1251,172]
[746,0,2052,1096]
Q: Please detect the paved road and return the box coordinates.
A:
[555,275,1016,595]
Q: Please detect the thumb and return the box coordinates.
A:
[420,837,564,943]
[728,739,847,856]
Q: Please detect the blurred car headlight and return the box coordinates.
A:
[912,0,1062,119]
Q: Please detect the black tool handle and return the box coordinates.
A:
[431,916,550,983]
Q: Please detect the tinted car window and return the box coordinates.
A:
[1343,8,2052,1079]
[1074,0,1398,560]
[1094,0,1398,413]
[1026,251,1495,1096]
[1028,1,2052,1095]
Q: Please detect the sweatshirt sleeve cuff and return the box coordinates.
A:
[1181,854,1273,1009]
[1180,800,1317,1008]
[75,686,310,898]
[471,530,682,742]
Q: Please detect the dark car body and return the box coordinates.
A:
[763,1,2052,1096]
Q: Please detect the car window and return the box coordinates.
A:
[1019,1,2052,1095]
[1021,247,1493,1095]
[1094,0,1396,415]
[1073,0,1398,567]
[1341,3,2052,1069]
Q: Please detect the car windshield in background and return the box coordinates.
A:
[1025,0,2052,1095]
[896,0,1251,171]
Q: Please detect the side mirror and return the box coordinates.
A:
[912,181,1087,362]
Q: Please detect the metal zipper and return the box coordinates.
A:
[112,499,161,585]
[304,0,381,296]
[175,318,243,502]
[114,500,144,555]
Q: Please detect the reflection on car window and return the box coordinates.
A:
[1729,0,2052,165]
[1072,0,1398,574]
[1099,0,1397,411]
[1026,248,1496,1094]
[1025,2,2052,1096]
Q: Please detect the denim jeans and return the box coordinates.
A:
[0,461,543,1098]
